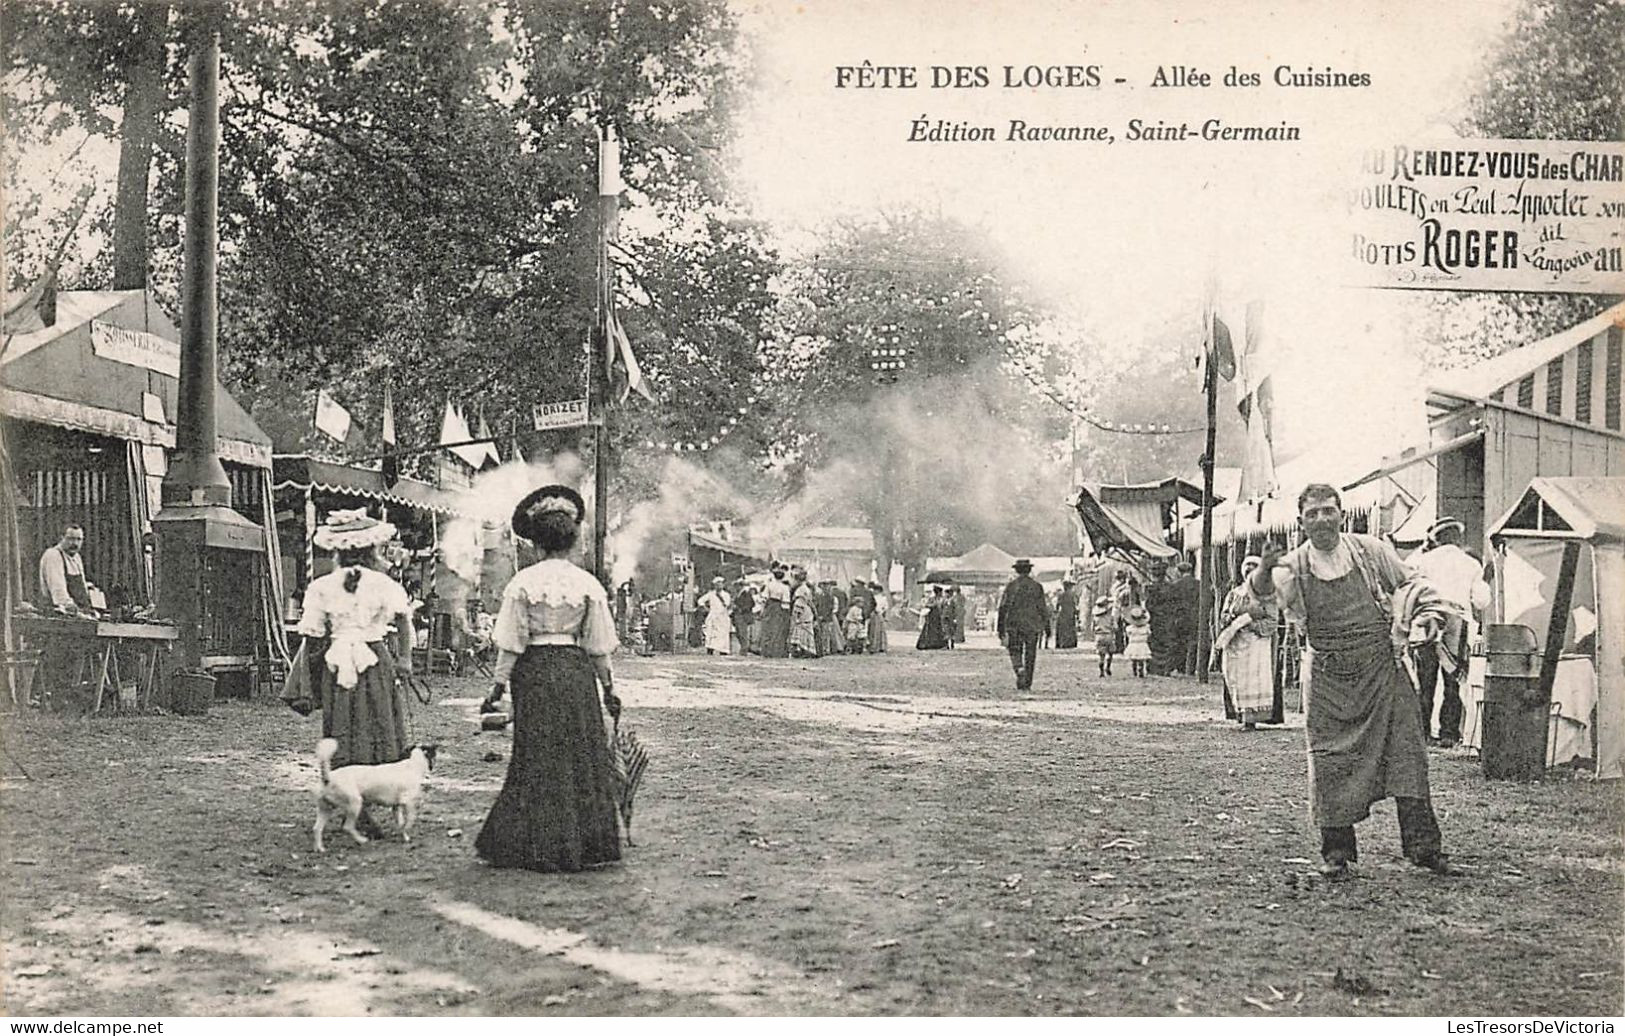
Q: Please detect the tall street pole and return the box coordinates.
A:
[591,126,618,589]
[1197,347,1217,685]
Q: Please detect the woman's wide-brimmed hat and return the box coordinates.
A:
[1427,516,1465,542]
[313,508,396,552]
[512,484,586,530]
[1126,604,1149,623]
[1241,554,1263,573]
[1092,595,1113,615]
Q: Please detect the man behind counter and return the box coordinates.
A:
[39,523,99,617]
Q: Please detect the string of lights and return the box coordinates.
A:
[641,397,756,453]
[1002,346,1205,436]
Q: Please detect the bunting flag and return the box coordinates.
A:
[381,385,397,446]
[1235,300,1279,502]
[314,390,353,443]
[438,400,489,469]
[608,312,655,403]
[511,436,526,465]
[474,408,502,469]
[381,385,400,487]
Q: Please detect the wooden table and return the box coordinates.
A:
[13,615,179,712]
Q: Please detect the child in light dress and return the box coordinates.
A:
[843,602,868,654]
[1123,604,1152,677]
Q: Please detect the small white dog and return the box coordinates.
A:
[313,738,437,852]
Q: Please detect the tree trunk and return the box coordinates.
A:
[112,2,170,291]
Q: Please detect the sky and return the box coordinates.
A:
[728,0,1522,467]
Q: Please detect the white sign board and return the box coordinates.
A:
[90,321,182,378]
[1348,139,1625,294]
[533,397,591,431]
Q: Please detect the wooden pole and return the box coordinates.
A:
[591,127,617,590]
[1536,540,1581,765]
[1198,354,1217,685]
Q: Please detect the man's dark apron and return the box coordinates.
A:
[1302,567,1431,827]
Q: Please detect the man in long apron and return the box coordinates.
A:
[1250,484,1460,880]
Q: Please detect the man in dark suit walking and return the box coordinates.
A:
[997,559,1052,691]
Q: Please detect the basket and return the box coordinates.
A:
[172,671,216,716]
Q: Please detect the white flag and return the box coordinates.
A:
[598,127,623,197]
[315,391,352,443]
[382,385,396,446]
[438,401,488,469]
[608,312,655,403]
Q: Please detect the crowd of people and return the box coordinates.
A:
[688,563,895,659]
[272,477,1486,884]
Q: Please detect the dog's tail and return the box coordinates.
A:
[316,737,339,783]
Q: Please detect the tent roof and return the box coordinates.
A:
[1073,485,1179,559]
[272,454,472,517]
[1098,476,1220,507]
[1488,476,1625,544]
[688,529,772,561]
[1431,300,1625,401]
[920,543,1018,583]
[778,526,874,554]
[1,290,271,467]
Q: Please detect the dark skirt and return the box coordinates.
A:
[917,610,949,650]
[476,646,622,873]
[319,642,409,768]
[759,602,790,658]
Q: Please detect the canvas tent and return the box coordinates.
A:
[774,526,875,586]
[1073,484,1179,562]
[687,528,771,587]
[1484,476,1624,780]
[1,289,287,668]
[921,542,1019,585]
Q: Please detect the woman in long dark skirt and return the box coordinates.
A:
[294,509,416,837]
[478,485,624,873]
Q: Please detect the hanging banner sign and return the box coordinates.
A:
[90,321,182,377]
[532,397,591,431]
[1347,139,1625,294]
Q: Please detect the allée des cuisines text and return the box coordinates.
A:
[835,62,1368,144]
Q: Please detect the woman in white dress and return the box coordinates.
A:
[296,510,415,769]
[1217,554,1278,729]
[698,577,733,655]
[478,485,623,872]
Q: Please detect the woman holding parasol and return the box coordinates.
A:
[478,485,624,872]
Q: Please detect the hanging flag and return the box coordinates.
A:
[475,408,502,469]
[1235,300,1279,502]
[1198,279,1237,382]
[438,400,488,469]
[598,125,624,197]
[608,312,655,403]
[381,385,397,446]
[2,188,93,341]
[381,385,400,487]
[314,390,353,443]
[2,270,59,336]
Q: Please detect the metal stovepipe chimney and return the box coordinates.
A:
[163,19,230,507]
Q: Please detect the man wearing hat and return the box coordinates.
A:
[1410,517,1490,748]
[1249,484,1459,879]
[997,559,1052,691]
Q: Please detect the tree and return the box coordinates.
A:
[4,0,783,510]
[761,212,1076,587]
[1429,0,1625,368]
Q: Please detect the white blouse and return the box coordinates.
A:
[492,559,620,657]
[296,568,411,643]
